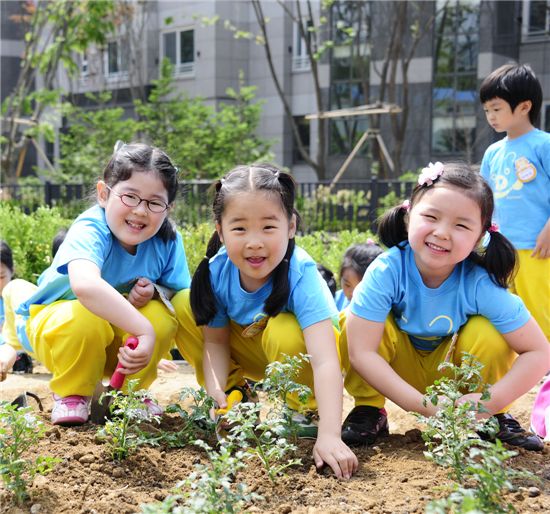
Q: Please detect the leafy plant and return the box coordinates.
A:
[224,402,301,483]
[97,379,161,460]
[259,353,312,440]
[415,352,496,482]
[158,387,216,447]
[141,438,261,514]
[0,403,61,505]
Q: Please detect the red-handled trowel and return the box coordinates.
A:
[90,336,139,424]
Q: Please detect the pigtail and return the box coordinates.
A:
[470,231,517,288]
[377,205,408,248]
[190,231,223,325]
[264,238,296,317]
[156,218,177,242]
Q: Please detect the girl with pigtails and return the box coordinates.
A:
[340,162,550,452]
[173,164,358,479]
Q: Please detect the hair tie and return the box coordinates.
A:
[114,140,126,152]
[418,162,444,186]
[401,199,410,211]
[488,222,499,233]
[366,238,376,245]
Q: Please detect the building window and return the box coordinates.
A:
[104,40,128,79]
[522,0,550,38]
[292,20,312,72]
[431,1,479,157]
[292,116,310,163]
[329,1,369,156]
[162,29,195,76]
[80,53,89,77]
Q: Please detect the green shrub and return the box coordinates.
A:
[0,205,373,283]
[0,204,72,282]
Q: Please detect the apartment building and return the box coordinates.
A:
[4,0,549,180]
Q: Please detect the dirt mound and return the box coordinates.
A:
[1,363,549,513]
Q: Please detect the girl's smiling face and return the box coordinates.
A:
[97,171,170,254]
[407,185,484,288]
[217,190,296,292]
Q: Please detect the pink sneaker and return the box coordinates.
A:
[51,394,90,425]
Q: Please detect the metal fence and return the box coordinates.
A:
[0,179,416,232]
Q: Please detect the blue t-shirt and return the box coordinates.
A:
[207,245,339,331]
[350,243,530,351]
[480,129,550,249]
[334,289,350,311]
[16,205,190,351]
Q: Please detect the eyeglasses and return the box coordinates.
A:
[106,185,169,213]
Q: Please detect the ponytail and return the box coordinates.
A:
[377,205,408,249]
[190,231,223,325]
[263,238,296,317]
[470,231,517,288]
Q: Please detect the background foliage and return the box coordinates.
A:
[0,205,374,283]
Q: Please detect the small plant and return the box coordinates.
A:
[259,353,312,440]
[160,387,216,447]
[141,439,261,514]
[0,403,61,505]
[415,352,496,482]
[97,379,161,460]
[224,402,301,483]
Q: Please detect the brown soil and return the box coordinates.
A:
[1,363,549,514]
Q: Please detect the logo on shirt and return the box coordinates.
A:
[241,312,269,338]
[515,157,537,183]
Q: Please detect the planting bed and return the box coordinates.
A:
[1,363,549,514]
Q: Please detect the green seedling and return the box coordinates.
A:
[152,387,216,447]
[97,379,161,460]
[415,352,497,482]
[141,438,261,514]
[259,353,312,440]
[224,402,301,483]
[0,403,60,505]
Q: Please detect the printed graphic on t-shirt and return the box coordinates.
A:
[515,157,537,183]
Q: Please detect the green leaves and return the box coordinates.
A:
[0,403,60,504]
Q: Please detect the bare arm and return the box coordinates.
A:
[202,325,231,408]
[304,319,358,479]
[532,217,550,259]
[347,313,437,416]
[476,318,550,413]
[0,344,17,381]
[68,259,155,374]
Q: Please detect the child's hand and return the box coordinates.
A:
[313,433,358,480]
[532,221,550,259]
[208,388,228,420]
[456,392,492,419]
[116,334,155,375]
[157,358,178,372]
[128,278,155,308]
[0,344,17,381]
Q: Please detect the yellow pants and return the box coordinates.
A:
[2,279,38,351]
[511,250,550,342]
[340,314,516,411]
[173,289,317,411]
[25,294,180,398]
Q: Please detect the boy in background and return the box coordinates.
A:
[480,63,550,342]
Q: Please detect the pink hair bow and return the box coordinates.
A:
[418,162,444,186]
[488,222,499,233]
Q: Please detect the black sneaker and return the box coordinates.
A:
[480,413,543,452]
[12,351,33,374]
[341,405,389,446]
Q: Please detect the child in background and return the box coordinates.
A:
[341,162,549,451]
[0,240,36,378]
[316,263,337,297]
[0,241,18,380]
[173,164,358,479]
[334,240,383,311]
[13,142,190,425]
[480,63,550,342]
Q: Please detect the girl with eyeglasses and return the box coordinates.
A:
[14,142,190,425]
